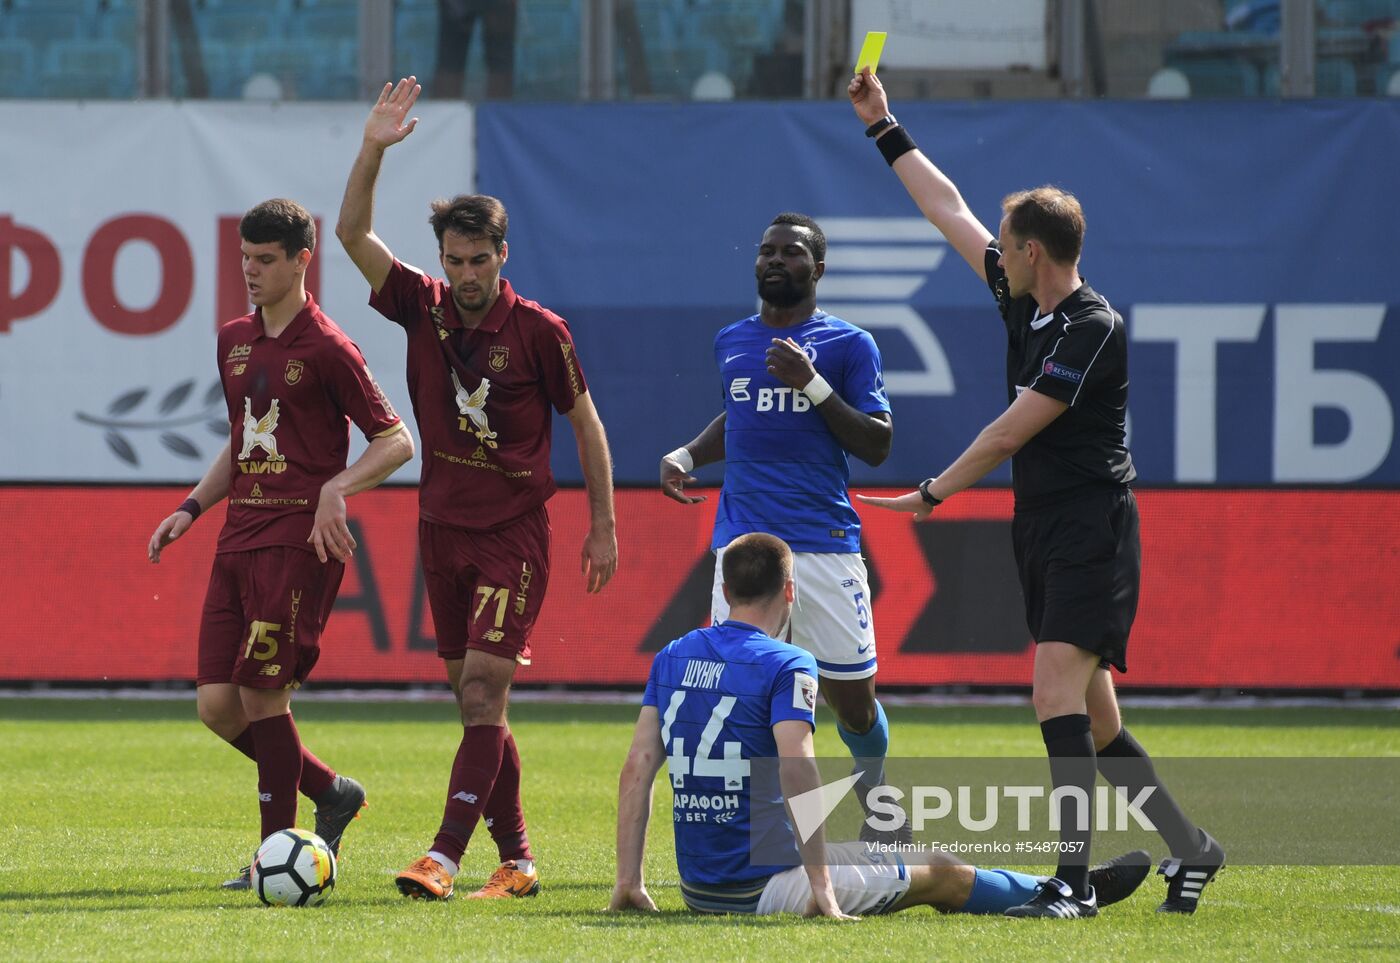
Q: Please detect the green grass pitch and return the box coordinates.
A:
[1,698,1396,961]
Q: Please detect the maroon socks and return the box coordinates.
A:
[227,724,336,799]
[431,724,508,866]
[484,731,533,863]
[249,713,303,840]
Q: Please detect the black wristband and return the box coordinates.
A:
[877,125,917,166]
[865,114,897,138]
[177,498,202,521]
[918,478,943,508]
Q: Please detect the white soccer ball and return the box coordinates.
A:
[250,828,337,907]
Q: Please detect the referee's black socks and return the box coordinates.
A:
[1097,726,1202,859]
[1040,713,1096,899]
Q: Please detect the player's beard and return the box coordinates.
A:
[453,287,491,314]
[757,274,807,308]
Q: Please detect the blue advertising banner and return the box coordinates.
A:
[476,99,1399,486]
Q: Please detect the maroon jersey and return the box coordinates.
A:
[369,261,587,531]
[216,294,403,554]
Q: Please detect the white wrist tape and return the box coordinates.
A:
[665,447,694,472]
[802,374,833,406]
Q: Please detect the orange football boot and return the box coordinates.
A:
[467,860,541,899]
[395,855,455,900]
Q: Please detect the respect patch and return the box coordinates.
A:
[1042,360,1084,384]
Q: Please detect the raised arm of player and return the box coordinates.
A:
[766,337,892,466]
[566,391,618,594]
[335,76,421,294]
[309,424,415,563]
[848,67,994,283]
[147,440,234,562]
[774,719,858,921]
[659,412,726,505]
[857,387,1068,517]
[609,705,664,913]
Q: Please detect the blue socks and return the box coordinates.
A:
[961,868,1042,914]
[837,700,890,788]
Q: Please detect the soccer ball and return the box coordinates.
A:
[250,828,337,907]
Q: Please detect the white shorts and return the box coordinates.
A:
[756,842,910,916]
[712,549,877,680]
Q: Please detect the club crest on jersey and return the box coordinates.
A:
[238,397,287,471]
[284,360,304,385]
[793,672,817,710]
[488,345,510,372]
[801,341,818,363]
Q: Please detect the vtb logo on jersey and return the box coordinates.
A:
[238,397,287,472]
[730,377,814,412]
[450,368,498,449]
[227,343,252,377]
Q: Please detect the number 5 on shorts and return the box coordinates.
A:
[852,590,870,630]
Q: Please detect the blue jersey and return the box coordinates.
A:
[713,312,890,553]
[642,621,819,889]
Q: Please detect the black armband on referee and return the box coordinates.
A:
[876,125,917,166]
[177,497,202,521]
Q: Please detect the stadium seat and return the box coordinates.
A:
[393,7,437,79]
[170,37,250,99]
[246,37,323,91]
[1263,58,1359,95]
[1176,58,1261,96]
[0,38,36,97]
[41,38,134,98]
[3,9,87,47]
[519,0,581,46]
[197,8,276,45]
[95,5,138,44]
[1323,0,1400,24]
[291,5,357,44]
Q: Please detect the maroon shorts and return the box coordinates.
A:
[419,507,551,665]
[196,547,344,689]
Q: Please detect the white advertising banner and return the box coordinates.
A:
[0,101,474,481]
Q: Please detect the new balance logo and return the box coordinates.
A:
[452,791,479,804]
[259,792,272,802]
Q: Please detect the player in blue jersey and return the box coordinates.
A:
[659,213,902,842]
[610,533,1150,918]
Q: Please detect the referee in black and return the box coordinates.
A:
[848,67,1224,919]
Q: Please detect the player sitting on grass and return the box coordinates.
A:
[609,532,1150,918]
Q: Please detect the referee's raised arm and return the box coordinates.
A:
[849,67,993,282]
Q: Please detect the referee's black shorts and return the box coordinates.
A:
[1012,485,1140,673]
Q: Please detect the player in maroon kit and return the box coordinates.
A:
[337,78,618,901]
[147,199,413,890]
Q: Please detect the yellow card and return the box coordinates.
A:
[855,31,887,75]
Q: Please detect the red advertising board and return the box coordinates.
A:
[1,486,1396,689]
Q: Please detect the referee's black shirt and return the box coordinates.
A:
[984,243,1136,509]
